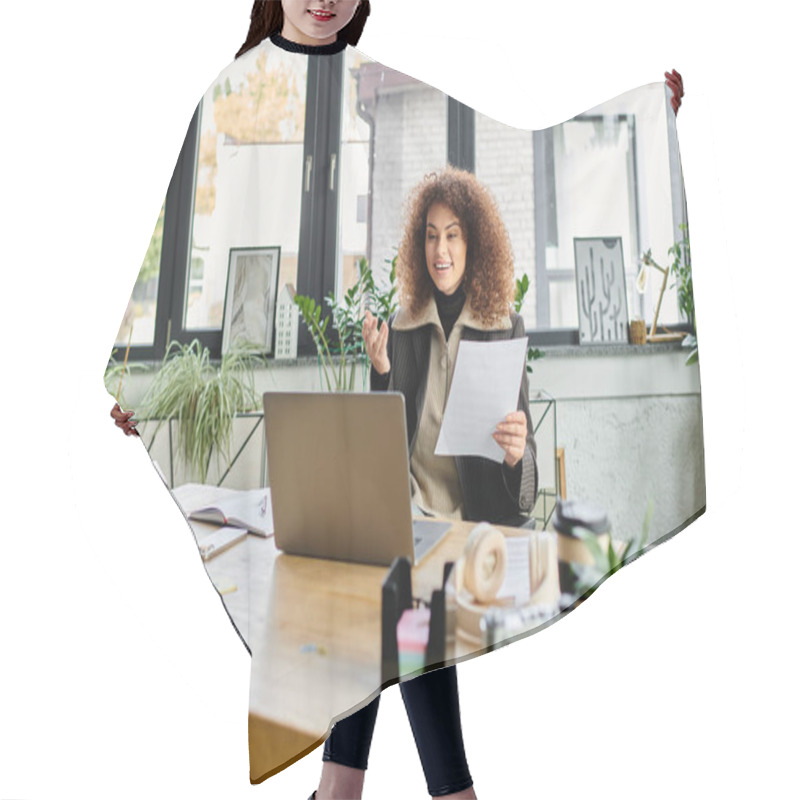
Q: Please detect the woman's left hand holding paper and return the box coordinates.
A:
[493,410,527,467]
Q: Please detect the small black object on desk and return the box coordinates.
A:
[381,558,454,686]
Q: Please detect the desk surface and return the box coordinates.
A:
[172,483,547,782]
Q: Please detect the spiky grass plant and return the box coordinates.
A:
[136,339,264,483]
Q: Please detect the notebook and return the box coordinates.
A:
[263,391,451,566]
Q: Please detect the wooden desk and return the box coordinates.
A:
[171,484,540,783]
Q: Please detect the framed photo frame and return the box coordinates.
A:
[573,237,629,344]
[221,246,281,355]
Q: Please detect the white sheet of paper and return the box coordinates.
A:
[497,536,531,604]
[435,338,527,462]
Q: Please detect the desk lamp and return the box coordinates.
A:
[636,250,687,343]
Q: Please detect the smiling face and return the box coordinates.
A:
[280,0,361,45]
[425,202,468,296]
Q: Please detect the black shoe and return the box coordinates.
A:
[308,793,316,800]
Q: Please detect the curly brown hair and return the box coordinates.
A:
[397,166,516,327]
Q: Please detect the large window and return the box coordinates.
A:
[185,47,308,332]
[114,201,165,348]
[119,52,687,360]
[537,115,640,330]
[476,81,686,342]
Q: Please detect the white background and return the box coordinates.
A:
[1,1,797,798]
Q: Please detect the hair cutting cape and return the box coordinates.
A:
[106,33,705,783]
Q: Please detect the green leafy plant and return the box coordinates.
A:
[640,226,697,366]
[514,274,530,314]
[514,273,544,374]
[135,339,264,482]
[669,224,698,366]
[294,293,340,391]
[295,256,399,392]
[570,499,654,600]
[371,254,400,325]
[669,224,694,332]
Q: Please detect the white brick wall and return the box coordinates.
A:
[370,85,449,281]
[475,114,536,319]
[368,81,538,319]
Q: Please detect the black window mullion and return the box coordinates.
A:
[296,52,346,357]
[149,154,180,361]
[119,104,200,363]
[529,327,580,347]
[627,113,644,320]
[321,51,345,304]
[447,98,474,172]
[533,128,551,329]
[166,102,221,358]
[296,56,326,356]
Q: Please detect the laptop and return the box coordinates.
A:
[263,391,451,567]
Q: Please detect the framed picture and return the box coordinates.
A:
[573,237,629,344]
[221,246,281,355]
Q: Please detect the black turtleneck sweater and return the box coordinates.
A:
[434,285,467,342]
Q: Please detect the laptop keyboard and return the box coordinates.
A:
[412,518,452,561]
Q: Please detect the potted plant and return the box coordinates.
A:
[638,225,697,364]
[567,499,653,603]
[134,338,265,483]
[669,224,698,365]
[514,273,544,372]
[295,255,399,392]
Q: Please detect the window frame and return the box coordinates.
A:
[123,62,688,362]
[118,106,200,363]
[532,113,642,340]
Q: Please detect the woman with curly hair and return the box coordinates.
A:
[313,167,538,800]
[365,165,538,524]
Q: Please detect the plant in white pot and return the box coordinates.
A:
[135,339,265,483]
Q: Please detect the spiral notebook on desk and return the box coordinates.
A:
[263,392,451,567]
[188,487,273,537]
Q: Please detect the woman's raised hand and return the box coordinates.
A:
[493,410,527,467]
[111,402,139,437]
[362,310,391,375]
